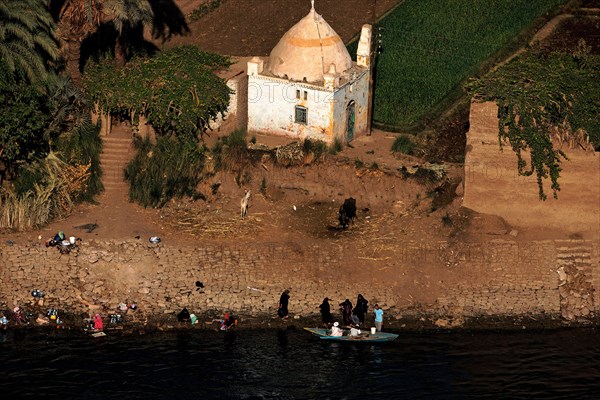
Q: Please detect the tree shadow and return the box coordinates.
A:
[73,0,190,73]
[80,0,192,71]
[149,0,190,43]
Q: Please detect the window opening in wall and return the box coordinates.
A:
[303,91,308,100]
[296,89,300,99]
[295,105,308,124]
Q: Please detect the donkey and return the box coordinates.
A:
[240,190,251,219]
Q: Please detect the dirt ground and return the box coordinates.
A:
[162,0,401,56]
[2,3,598,322]
[4,129,578,312]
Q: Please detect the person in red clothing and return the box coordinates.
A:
[93,314,103,331]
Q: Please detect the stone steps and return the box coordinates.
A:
[100,129,134,189]
[554,240,595,321]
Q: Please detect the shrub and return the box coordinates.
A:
[329,138,343,154]
[303,138,327,159]
[219,129,249,169]
[188,0,223,22]
[124,135,207,208]
[391,135,416,155]
[54,119,103,201]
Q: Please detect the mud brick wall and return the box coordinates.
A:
[463,101,600,234]
[1,239,597,322]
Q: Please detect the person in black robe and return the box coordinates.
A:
[277,289,290,318]
[339,299,353,326]
[319,297,333,327]
[177,307,191,323]
[354,294,369,323]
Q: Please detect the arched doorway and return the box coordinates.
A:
[346,101,355,142]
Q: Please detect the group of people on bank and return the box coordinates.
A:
[317,294,384,333]
[174,289,385,334]
[277,290,385,333]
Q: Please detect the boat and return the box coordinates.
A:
[303,327,398,342]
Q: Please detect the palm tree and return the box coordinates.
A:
[54,0,153,83]
[0,0,59,82]
[54,0,103,84]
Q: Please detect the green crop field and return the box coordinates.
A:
[360,0,567,129]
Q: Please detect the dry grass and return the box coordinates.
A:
[158,203,265,237]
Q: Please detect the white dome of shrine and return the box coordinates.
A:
[268,2,352,83]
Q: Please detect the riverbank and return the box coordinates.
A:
[1,232,598,332]
[3,305,596,339]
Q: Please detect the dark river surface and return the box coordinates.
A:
[1,327,599,399]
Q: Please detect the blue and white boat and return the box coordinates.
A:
[303,327,398,342]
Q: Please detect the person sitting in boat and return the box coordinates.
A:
[330,321,344,337]
[349,325,361,337]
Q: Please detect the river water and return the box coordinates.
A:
[1,327,599,399]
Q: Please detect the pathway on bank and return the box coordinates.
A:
[3,126,173,246]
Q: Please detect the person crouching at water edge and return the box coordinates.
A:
[330,322,343,337]
[220,312,238,331]
[94,314,103,331]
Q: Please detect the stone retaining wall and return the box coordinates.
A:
[1,238,598,325]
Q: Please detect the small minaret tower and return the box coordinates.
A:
[357,24,373,68]
[357,24,374,134]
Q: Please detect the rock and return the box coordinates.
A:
[138,287,150,294]
[434,318,449,328]
[509,229,519,237]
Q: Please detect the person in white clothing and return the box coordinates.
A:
[350,326,361,337]
[330,321,343,337]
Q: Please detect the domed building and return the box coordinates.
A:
[247,1,372,143]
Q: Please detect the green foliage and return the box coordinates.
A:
[302,138,327,159]
[391,135,416,155]
[55,119,104,200]
[217,129,249,169]
[188,0,223,22]
[354,158,364,169]
[0,66,53,181]
[466,51,600,200]
[82,46,232,139]
[329,138,343,154]
[361,0,566,129]
[124,135,207,208]
[0,0,59,82]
